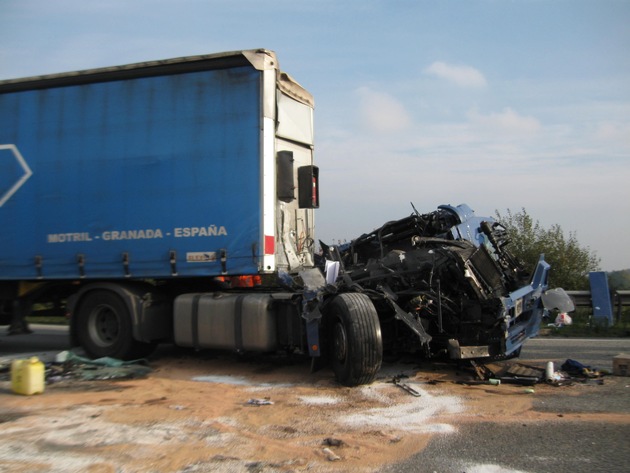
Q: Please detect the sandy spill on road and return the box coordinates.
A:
[0,354,539,473]
[0,355,460,472]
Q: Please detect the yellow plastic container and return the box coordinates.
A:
[11,357,45,395]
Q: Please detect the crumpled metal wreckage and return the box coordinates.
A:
[319,203,574,362]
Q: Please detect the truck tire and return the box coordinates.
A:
[75,290,155,360]
[328,293,383,386]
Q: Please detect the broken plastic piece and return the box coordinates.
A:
[542,287,575,313]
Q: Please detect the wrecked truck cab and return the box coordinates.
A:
[322,203,570,363]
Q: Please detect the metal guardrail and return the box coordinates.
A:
[614,290,630,321]
[566,290,630,323]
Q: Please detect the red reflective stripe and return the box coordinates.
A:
[265,235,275,255]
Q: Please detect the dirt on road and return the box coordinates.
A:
[0,352,625,473]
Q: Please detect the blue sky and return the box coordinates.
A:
[1,0,629,271]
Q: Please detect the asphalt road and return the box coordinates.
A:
[520,337,630,372]
[0,324,71,360]
[384,337,630,473]
[2,328,629,473]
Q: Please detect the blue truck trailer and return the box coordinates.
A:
[0,49,571,386]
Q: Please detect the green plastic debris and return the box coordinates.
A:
[78,365,153,380]
[56,350,148,367]
[53,350,152,381]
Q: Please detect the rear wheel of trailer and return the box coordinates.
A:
[74,290,155,360]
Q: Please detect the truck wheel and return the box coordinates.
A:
[328,293,383,386]
[75,290,154,360]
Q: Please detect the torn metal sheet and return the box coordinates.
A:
[480,361,545,381]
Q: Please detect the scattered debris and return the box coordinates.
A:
[143,396,168,405]
[322,447,341,461]
[498,376,539,386]
[496,363,543,380]
[246,398,274,406]
[547,311,573,328]
[470,360,491,380]
[50,351,152,381]
[55,350,149,367]
[468,360,544,386]
[76,365,152,381]
[463,358,608,389]
[545,361,555,382]
[457,379,500,386]
[392,376,422,397]
[0,350,153,385]
[424,379,444,385]
[561,359,600,378]
[322,437,345,447]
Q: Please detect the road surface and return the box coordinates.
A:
[384,337,630,473]
[1,327,629,473]
[0,324,71,360]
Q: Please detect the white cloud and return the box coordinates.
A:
[467,107,541,136]
[594,121,630,146]
[424,61,487,88]
[356,87,411,132]
[317,101,630,270]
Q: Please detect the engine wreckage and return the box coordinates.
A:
[318,203,572,363]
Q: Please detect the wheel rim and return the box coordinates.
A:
[87,304,120,348]
[333,320,348,363]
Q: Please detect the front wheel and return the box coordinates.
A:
[327,293,383,386]
[75,290,155,360]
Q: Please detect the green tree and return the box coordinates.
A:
[495,208,600,290]
[608,269,630,291]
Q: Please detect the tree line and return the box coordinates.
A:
[495,208,601,290]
